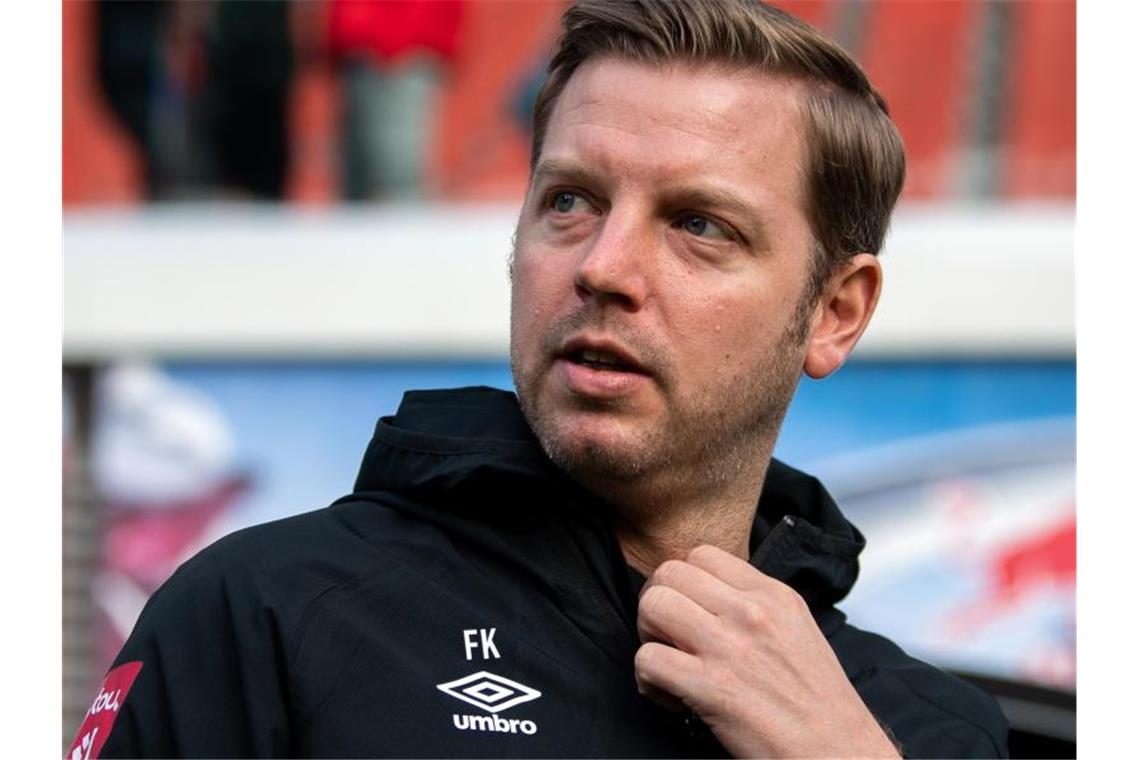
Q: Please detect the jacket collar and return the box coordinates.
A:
[353,386,864,607]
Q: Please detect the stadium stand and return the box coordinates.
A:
[1002,0,1076,198]
[64,0,1075,206]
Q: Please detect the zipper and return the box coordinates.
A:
[752,514,797,571]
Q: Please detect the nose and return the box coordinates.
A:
[573,208,651,310]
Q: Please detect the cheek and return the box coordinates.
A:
[671,284,755,355]
[676,287,793,371]
[513,261,559,322]
[510,252,572,357]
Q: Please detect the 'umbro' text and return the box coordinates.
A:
[452,713,538,735]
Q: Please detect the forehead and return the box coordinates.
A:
[541,57,808,203]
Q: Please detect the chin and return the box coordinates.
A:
[533,408,664,484]
[516,363,668,482]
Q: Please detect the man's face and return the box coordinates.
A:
[510,58,818,493]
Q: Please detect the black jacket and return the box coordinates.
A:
[91,386,1008,758]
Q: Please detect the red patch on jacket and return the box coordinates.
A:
[68,661,143,760]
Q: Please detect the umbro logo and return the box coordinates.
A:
[436,670,542,713]
[438,671,542,736]
[440,630,542,736]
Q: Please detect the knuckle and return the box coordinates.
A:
[639,584,671,618]
[741,600,768,629]
[774,580,806,611]
[634,642,661,676]
[687,544,717,563]
[654,559,686,586]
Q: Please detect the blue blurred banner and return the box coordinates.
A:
[89,359,1074,688]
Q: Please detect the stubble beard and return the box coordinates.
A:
[511,296,811,503]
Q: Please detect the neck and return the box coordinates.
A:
[592,449,774,577]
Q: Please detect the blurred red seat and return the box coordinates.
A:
[1001,1,1075,199]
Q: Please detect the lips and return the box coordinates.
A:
[557,337,651,375]
[552,335,654,399]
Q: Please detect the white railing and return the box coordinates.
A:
[64,202,1074,360]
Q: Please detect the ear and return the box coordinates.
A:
[803,253,882,379]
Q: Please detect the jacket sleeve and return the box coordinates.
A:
[73,538,295,758]
[831,623,1010,759]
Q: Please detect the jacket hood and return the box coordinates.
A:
[352,386,865,608]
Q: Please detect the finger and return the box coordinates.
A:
[637,583,719,653]
[686,546,813,632]
[685,543,777,592]
[644,558,742,619]
[634,642,703,710]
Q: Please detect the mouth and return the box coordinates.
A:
[565,348,643,373]
[552,337,655,399]
[557,338,650,375]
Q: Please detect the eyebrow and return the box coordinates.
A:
[530,158,608,193]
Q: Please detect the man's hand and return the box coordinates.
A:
[634,545,900,758]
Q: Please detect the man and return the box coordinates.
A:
[71,1,1008,757]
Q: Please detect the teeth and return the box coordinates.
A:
[581,349,619,365]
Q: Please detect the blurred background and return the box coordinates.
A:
[62,1,1075,756]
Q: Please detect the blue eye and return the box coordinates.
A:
[552,192,580,213]
[679,214,731,240]
[683,216,709,235]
